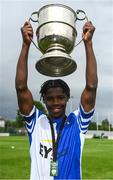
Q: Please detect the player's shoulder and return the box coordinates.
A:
[73,104,95,119]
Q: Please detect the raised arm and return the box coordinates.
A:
[81,21,98,112]
[15,22,34,115]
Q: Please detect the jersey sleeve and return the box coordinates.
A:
[73,104,95,134]
[20,106,39,134]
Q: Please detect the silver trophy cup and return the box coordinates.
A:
[29,4,88,77]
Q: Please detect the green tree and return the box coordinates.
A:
[100,119,109,131]
[33,100,47,114]
[16,110,25,128]
[89,121,97,130]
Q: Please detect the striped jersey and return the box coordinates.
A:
[22,104,94,180]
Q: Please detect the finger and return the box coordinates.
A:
[27,31,33,36]
[83,24,95,32]
[23,22,32,30]
[24,25,32,30]
[83,26,94,32]
[24,21,31,26]
[83,23,94,28]
[21,27,33,37]
[24,27,33,32]
[84,21,92,26]
[83,22,94,30]
[21,26,33,34]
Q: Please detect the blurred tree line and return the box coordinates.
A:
[89,119,113,131]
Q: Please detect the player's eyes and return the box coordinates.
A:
[58,95,66,100]
[45,96,66,101]
[46,96,53,101]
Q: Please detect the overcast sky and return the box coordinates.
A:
[0,0,113,124]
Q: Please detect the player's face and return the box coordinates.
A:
[43,87,68,119]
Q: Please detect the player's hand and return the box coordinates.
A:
[82,21,95,43]
[21,21,33,45]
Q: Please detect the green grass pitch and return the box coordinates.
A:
[0,136,113,179]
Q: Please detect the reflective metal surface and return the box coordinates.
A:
[30,4,87,77]
[35,50,77,77]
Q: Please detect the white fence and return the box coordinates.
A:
[86,130,113,140]
[0,133,10,136]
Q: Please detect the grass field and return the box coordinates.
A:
[0,136,113,179]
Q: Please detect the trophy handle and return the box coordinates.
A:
[29,11,39,22]
[28,12,40,50]
[76,9,88,21]
[75,10,88,47]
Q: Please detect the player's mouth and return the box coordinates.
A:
[52,108,62,113]
[51,106,63,113]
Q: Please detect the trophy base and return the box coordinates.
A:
[35,50,77,77]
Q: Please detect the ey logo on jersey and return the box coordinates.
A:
[39,140,53,159]
[39,140,68,160]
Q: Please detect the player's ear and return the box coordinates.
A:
[67,97,69,102]
[65,94,69,102]
[67,95,71,102]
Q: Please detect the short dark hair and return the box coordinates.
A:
[40,79,70,100]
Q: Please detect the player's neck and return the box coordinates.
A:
[48,114,66,122]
